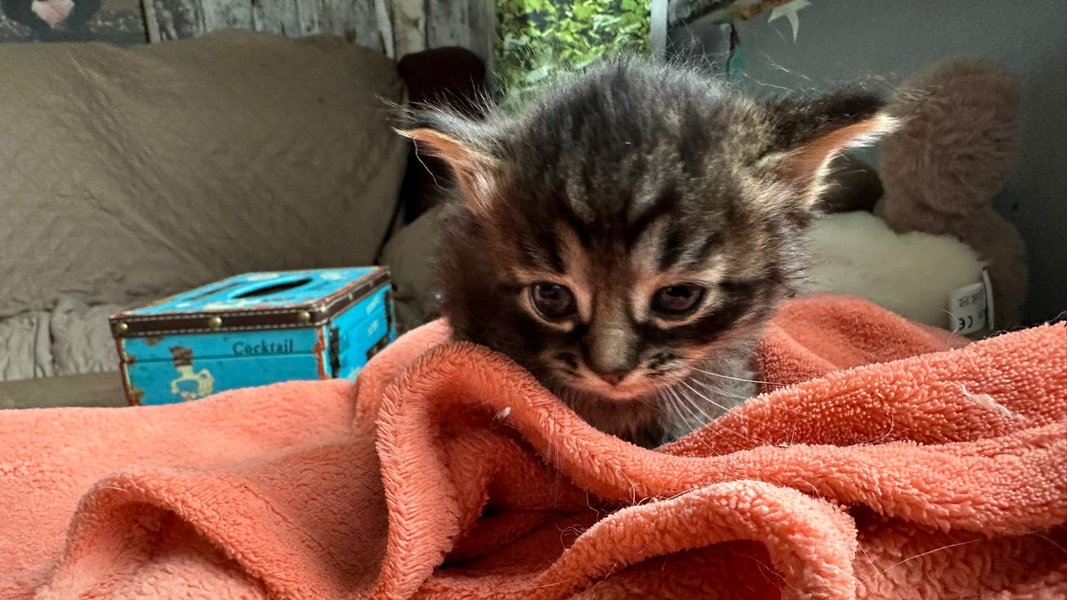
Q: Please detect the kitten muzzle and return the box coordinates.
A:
[596,371,626,386]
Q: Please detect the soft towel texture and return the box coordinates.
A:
[1,295,1064,599]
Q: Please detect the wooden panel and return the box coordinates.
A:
[316,0,384,50]
[252,0,300,36]
[390,0,426,57]
[426,0,493,63]
[294,0,323,37]
[149,0,205,40]
[464,0,493,65]
[199,0,254,34]
[427,0,468,50]
[142,0,498,66]
[373,0,395,57]
[145,0,393,53]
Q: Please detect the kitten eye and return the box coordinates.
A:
[651,284,705,316]
[530,282,576,319]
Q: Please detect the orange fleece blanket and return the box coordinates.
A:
[2,295,1065,599]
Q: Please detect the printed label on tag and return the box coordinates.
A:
[949,281,987,335]
[981,267,995,331]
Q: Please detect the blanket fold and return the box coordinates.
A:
[2,295,1064,599]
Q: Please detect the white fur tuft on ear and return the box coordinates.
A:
[398,128,498,215]
[762,113,900,208]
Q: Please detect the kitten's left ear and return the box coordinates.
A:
[759,91,898,208]
[399,128,498,215]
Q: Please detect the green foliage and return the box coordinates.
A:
[496,0,651,103]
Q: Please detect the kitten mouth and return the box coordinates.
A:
[564,378,659,402]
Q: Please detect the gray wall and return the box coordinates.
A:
[731,0,1066,325]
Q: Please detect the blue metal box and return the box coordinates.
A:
[109,267,395,405]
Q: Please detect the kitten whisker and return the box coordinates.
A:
[667,386,714,428]
[665,387,715,440]
[679,380,771,444]
[663,387,700,430]
[689,377,818,423]
[689,377,753,401]
[654,389,684,446]
[671,390,741,448]
[673,385,760,447]
[677,389,719,426]
[877,538,982,575]
[689,367,785,388]
[657,389,684,429]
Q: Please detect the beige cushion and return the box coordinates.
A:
[0,312,53,380]
[0,30,408,319]
[380,204,444,331]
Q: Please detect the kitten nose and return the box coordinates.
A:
[597,371,627,386]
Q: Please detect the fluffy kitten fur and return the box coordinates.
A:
[406,60,895,448]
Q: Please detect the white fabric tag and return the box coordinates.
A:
[949,280,988,335]
[981,267,996,331]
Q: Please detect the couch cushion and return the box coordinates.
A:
[0,312,53,380]
[49,297,123,377]
[0,298,122,381]
[0,30,408,319]
[380,203,444,332]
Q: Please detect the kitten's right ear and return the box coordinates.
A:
[398,128,498,215]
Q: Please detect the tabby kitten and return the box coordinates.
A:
[405,60,895,448]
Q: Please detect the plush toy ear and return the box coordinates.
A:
[761,113,898,208]
[399,128,498,215]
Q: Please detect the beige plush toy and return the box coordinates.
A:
[875,57,1028,328]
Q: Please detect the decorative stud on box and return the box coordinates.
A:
[109,267,396,405]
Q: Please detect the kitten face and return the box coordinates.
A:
[497,202,776,405]
[411,60,894,446]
